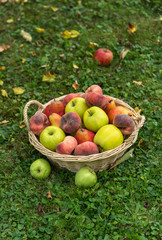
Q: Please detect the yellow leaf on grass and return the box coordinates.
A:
[127,23,137,34]
[0,66,5,70]
[0,80,4,86]
[30,51,37,56]
[60,30,80,39]
[36,28,45,33]
[13,87,25,95]
[51,6,59,12]
[0,45,10,52]
[42,72,55,82]
[138,137,144,149]
[20,30,32,42]
[47,190,53,199]
[120,49,129,61]
[72,80,79,90]
[19,44,24,48]
[59,53,64,57]
[22,58,26,63]
[73,64,79,69]
[21,0,28,5]
[133,80,142,86]
[88,42,99,48]
[6,19,14,23]
[0,120,9,125]
[19,124,25,128]
[1,89,8,97]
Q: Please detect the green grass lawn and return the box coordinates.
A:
[0,0,161,239]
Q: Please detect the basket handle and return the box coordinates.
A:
[137,115,146,128]
[23,100,44,131]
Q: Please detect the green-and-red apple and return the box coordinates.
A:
[40,126,66,151]
[83,106,109,132]
[30,158,51,179]
[94,48,113,66]
[94,124,124,152]
[65,97,88,120]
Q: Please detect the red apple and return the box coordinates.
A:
[85,85,103,95]
[29,112,50,136]
[63,93,81,107]
[74,127,95,144]
[94,48,113,66]
[104,97,116,114]
[49,100,65,116]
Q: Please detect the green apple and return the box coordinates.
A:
[94,124,124,152]
[30,158,51,179]
[75,166,97,188]
[40,126,66,151]
[83,106,109,132]
[65,97,88,119]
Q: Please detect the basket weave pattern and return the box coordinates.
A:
[24,93,145,172]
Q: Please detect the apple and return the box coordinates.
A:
[104,97,116,114]
[85,85,103,95]
[49,99,65,116]
[30,159,51,179]
[94,124,124,152]
[94,48,113,66]
[75,166,97,188]
[65,97,88,120]
[108,106,133,124]
[62,93,81,107]
[83,106,109,132]
[49,113,61,127]
[40,126,66,151]
[74,141,99,156]
[74,127,95,144]
[29,112,50,136]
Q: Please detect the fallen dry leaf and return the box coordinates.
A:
[0,80,4,86]
[21,0,28,5]
[73,64,79,69]
[127,23,137,34]
[60,30,80,39]
[40,64,49,68]
[19,125,25,128]
[38,205,45,215]
[0,120,9,125]
[36,28,45,33]
[88,42,99,48]
[22,58,26,63]
[59,53,64,57]
[1,89,8,97]
[0,45,10,53]
[1,0,8,3]
[6,19,14,23]
[42,72,55,82]
[51,6,59,12]
[47,190,53,199]
[120,49,129,61]
[20,30,32,42]
[30,51,37,56]
[138,137,144,149]
[13,87,25,95]
[133,80,142,86]
[72,80,79,90]
[0,66,5,70]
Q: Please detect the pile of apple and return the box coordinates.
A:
[29,85,135,156]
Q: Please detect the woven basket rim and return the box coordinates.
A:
[24,93,145,164]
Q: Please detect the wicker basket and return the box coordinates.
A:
[23,93,145,172]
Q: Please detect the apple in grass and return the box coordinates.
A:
[30,159,51,179]
[94,48,113,66]
[65,97,88,120]
[83,106,109,132]
[74,127,95,144]
[75,166,97,188]
[40,126,66,151]
[94,124,124,152]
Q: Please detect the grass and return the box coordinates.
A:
[0,0,162,239]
